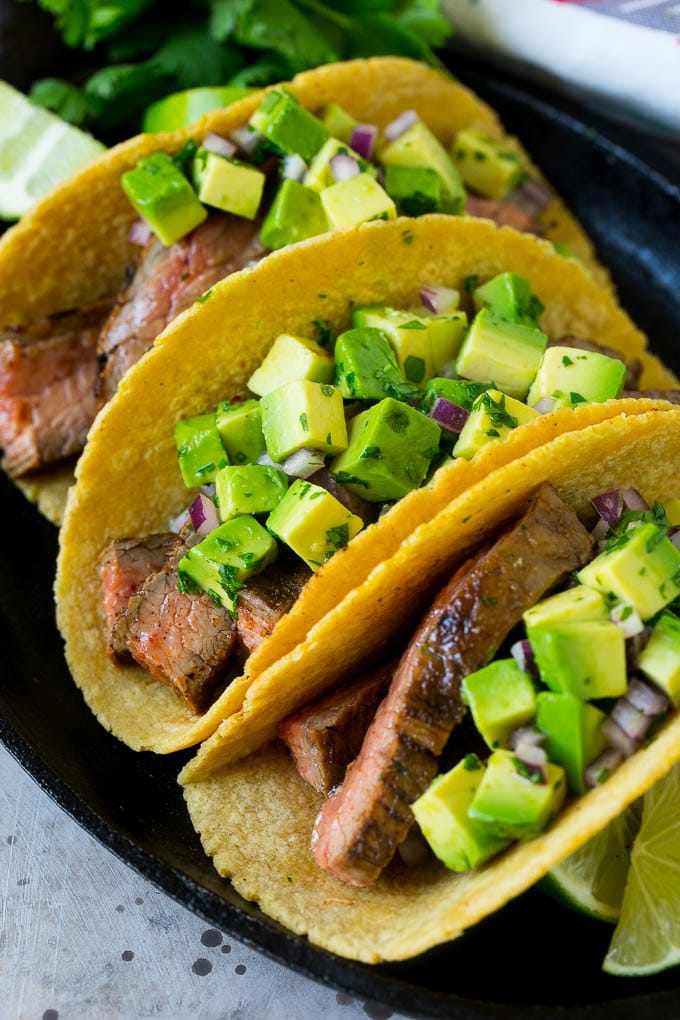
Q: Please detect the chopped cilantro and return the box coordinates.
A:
[463,753,482,772]
[386,409,410,433]
[562,355,573,367]
[360,445,382,460]
[404,355,425,382]
[313,319,333,348]
[177,569,200,595]
[569,391,586,404]
[299,412,309,432]
[326,523,350,553]
[400,320,428,330]
[463,274,479,294]
[197,289,213,304]
[320,384,335,397]
[401,229,414,245]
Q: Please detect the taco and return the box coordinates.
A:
[179,407,680,963]
[55,215,678,756]
[0,55,658,524]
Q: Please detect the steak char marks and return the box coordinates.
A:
[97,213,265,403]
[312,484,593,887]
[0,301,112,476]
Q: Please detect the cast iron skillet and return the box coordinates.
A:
[1,21,680,1018]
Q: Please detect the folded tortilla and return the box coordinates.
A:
[0,56,634,523]
[181,407,680,963]
[56,215,676,755]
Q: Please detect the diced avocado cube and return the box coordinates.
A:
[461,659,537,751]
[453,389,538,461]
[334,327,405,400]
[267,478,363,571]
[527,620,627,700]
[664,498,680,526]
[318,104,357,144]
[250,90,328,162]
[420,377,489,415]
[215,399,265,465]
[121,152,207,247]
[192,150,265,220]
[527,346,626,409]
[248,333,334,397]
[330,398,440,502]
[426,312,468,375]
[383,165,442,216]
[175,413,228,487]
[473,272,543,328]
[468,750,566,841]
[303,137,362,193]
[379,120,466,214]
[177,515,278,615]
[260,179,328,251]
[451,128,527,199]
[353,306,433,383]
[536,692,607,796]
[411,758,510,872]
[523,585,608,630]
[261,380,347,462]
[320,173,396,230]
[639,611,680,706]
[578,523,680,620]
[215,464,287,521]
[455,309,547,400]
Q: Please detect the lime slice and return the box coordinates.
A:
[543,803,640,922]
[604,761,680,976]
[142,86,254,133]
[0,81,105,220]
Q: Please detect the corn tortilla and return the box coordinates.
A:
[0,56,630,522]
[182,408,680,962]
[56,216,677,754]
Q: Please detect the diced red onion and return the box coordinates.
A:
[584,747,624,788]
[532,397,556,415]
[383,109,419,142]
[428,397,468,434]
[203,132,237,158]
[419,285,459,316]
[350,123,378,161]
[330,153,360,182]
[591,517,610,544]
[200,482,216,498]
[626,629,652,672]
[508,177,554,217]
[229,125,263,156]
[514,742,548,784]
[602,716,640,759]
[626,677,670,717]
[610,602,644,638]
[169,507,190,534]
[621,488,648,512]
[610,698,651,745]
[189,493,219,536]
[510,639,538,678]
[128,219,152,246]
[282,448,325,479]
[398,826,429,867]
[257,450,277,468]
[281,153,308,181]
[508,724,545,750]
[592,489,623,529]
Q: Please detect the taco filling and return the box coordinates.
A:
[98,268,674,715]
[0,88,580,482]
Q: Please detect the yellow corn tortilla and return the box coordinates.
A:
[56,215,676,755]
[181,407,680,963]
[0,56,631,522]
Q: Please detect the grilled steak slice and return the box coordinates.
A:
[465,196,542,235]
[310,467,380,525]
[97,213,265,403]
[622,388,680,404]
[0,301,112,476]
[100,533,184,657]
[124,556,237,713]
[551,334,642,390]
[279,662,394,794]
[236,560,311,654]
[312,483,593,886]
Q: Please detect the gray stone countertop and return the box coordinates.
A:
[1,744,403,1020]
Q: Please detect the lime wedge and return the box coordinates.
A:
[604,761,680,976]
[0,81,105,220]
[142,86,254,133]
[543,803,640,922]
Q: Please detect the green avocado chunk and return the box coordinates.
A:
[318,104,357,144]
[468,749,567,841]
[527,346,626,409]
[425,312,468,375]
[320,173,396,230]
[536,692,608,795]
[334,327,406,400]
[121,152,207,246]
[260,179,329,251]
[419,377,489,415]
[192,150,265,220]
[261,380,347,462]
[473,272,544,328]
[330,398,441,502]
[248,333,334,397]
[353,306,433,383]
[527,619,627,700]
[411,758,510,872]
[250,90,328,162]
[383,165,442,216]
[380,120,466,214]
[451,128,527,199]
[267,478,363,571]
[462,659,537,751]
[175,413,228,487]
[578,522,680,620]
[455,308,547,400]
[215,399,265,465]
[639,611,680,706]
[177,515,278,616]
[215,464,288,521]
[452,389,538,461]
[523,584,608,630]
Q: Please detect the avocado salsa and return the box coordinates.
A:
[121,88,549,253]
